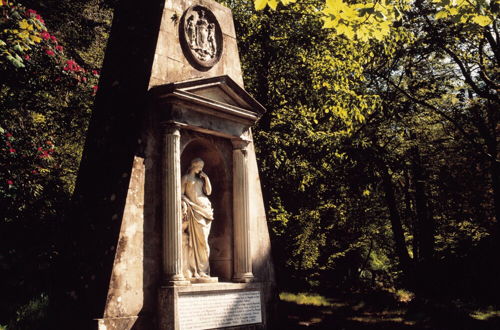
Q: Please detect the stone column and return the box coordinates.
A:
[162,124,189,285]
[232,139,254,282]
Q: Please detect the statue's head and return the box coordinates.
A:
[189,157,204,173]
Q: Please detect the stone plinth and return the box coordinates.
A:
[158,283,265,330]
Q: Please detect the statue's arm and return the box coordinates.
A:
[201,172,212,196]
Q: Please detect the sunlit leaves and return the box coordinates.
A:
[254,0,296,10]
[322,0,403,41]
[433,0,497,28]
[472,15,493,26]
[255,0,499,42]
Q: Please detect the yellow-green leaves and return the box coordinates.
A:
[472,15,493,26]
[321,0,399,41]
[18,19,34,31]
[254,0,270,10]
[433,0,497,28]
[254,0,498,41]
[254,0,296,10]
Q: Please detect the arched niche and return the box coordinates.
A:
[180,135,233,281]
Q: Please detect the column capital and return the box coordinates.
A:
[161,123,181,136]
[231,138,251,150]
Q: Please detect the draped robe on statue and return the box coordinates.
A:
[181,176,214,278]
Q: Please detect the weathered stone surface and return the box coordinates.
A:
[60,0,276,329]
[158,283,266,330]
[103,156,145,318]
[150,0,243,87]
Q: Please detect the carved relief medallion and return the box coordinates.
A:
[180,6,223,70]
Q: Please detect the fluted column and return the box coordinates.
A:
[232,139,254,282]
[162,124,189,285]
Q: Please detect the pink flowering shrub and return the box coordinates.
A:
[0,1,100,220]
[0,0,99,92]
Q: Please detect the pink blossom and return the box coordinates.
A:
[65,60,77,71]
[50,35,57,43]
[46,49,55,56]
[55,45,63,52]
[40,31,50,40]
[9,148,16,153]
[6,180,14,185]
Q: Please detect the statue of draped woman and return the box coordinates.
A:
[181,158,215,281]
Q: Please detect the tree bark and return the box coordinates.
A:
[410,144,434,263]
[379,162,413,283]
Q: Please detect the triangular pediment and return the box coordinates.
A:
[150,75,266,116]
[185,86,242,108]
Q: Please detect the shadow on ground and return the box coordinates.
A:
[277,293,500,330]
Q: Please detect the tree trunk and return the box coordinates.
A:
[409,143,436,296]
[404,169,418,261]
[410,144,434,263]
[473,103,500,236]
[379,162,413,283]
[485,103,500,236]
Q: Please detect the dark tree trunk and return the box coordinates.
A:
[409,143,436,296]
[485,103,500,236]
[379,162,413,284]
[473,102,500,236]
[404,169,419,262]
[410,144,434,263]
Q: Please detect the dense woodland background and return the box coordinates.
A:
[1,0,499,328]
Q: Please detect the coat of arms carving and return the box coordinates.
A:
[180,6,223,69]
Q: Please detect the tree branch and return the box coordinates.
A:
[440,44,499,104]
[380,74,499,163]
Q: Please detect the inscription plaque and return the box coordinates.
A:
[178,290,262,329]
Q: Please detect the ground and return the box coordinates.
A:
[278,292,500,330]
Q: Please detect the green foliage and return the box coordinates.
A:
[8,294,49,330]
[253,0,499,42]
[230,0,499,296]
[1,0,110,325]
[470,307,500,321]
[280,292,333,306]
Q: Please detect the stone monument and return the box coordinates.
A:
[55,1,276,329]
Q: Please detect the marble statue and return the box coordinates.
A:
[181,158,214,280]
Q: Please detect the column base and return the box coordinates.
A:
[232,273,254,283]
[166,279,191,286]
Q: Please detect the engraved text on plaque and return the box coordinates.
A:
[178,290,262,329]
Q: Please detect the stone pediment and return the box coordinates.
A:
[150,75,266,138]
